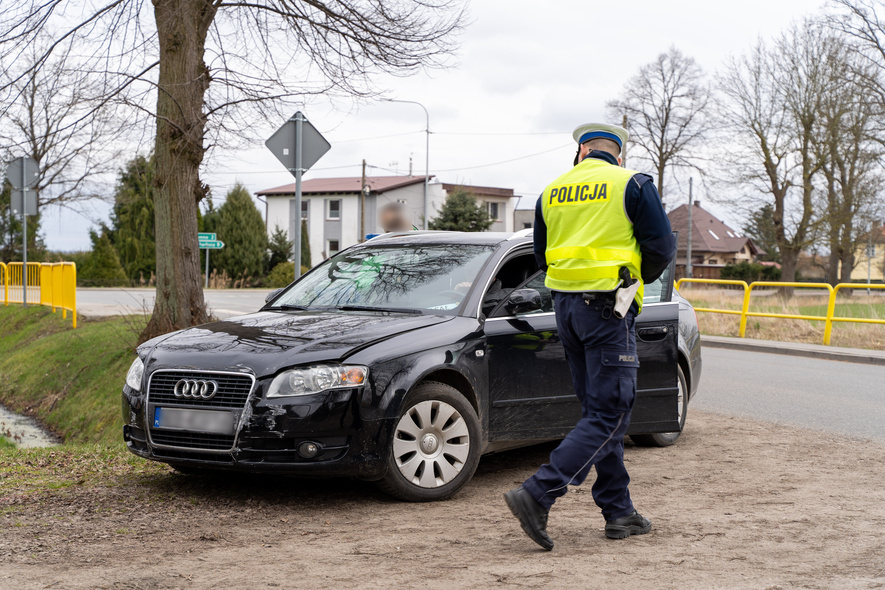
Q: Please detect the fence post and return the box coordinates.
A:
[69,262,77,329]
[0,262,6,306]
[823,286,840,346]
[739,282,753,338]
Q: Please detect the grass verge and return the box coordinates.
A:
[0,306,146,446]
[0,444,167,501]
[678,290,885,349]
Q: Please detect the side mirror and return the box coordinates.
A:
[265,288,284,304]
[505,288,542,315]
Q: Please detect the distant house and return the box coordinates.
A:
[513,195,536,231]
[850,223,885,282]
[257,176,516,267]
[668,201,763,279]
[440,183,516,234]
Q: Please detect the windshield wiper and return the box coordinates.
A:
[335,305,423,315]
[271,304,310,311]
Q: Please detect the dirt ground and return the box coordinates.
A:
[1,410,883,590]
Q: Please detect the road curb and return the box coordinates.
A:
[701,335,885,366]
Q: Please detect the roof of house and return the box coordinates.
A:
[257,175,430,196]
[441,183,515,199]
[668,202,762,256]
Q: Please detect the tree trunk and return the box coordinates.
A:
[780,247,799,299]
[140,0,215,343]
[656,164,665,202]
[824,168,841,286]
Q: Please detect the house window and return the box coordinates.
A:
[709,258,718,264]
[327,199,341,220]
[522,222,532,229]
[486,202,500,221]
[327,239,340,256]
[301,200,309,220]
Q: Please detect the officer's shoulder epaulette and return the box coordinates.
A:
[630,173,654,189]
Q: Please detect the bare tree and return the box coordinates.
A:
[0,1,464,342]
[828,0,885,112]
[816,39,884,285]
[606,47,709,201]
[0,35,127,208]
[715,23,840,286]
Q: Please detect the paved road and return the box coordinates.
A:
[693,346,885,442]
[77,289,885,441]
[77,288,273,319]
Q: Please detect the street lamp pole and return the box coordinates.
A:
[384,98,430,230]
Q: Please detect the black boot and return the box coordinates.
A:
[503,486,554,551]
[605,509,652,539]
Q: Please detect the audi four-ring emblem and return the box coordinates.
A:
[173,379,219,400]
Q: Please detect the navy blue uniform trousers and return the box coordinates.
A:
[522,291,639,520]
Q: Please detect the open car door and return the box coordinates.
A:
[627,255,680,434]
[484,249,680,441]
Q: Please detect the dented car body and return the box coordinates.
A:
[122,232,701,501]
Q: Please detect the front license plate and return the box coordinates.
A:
[153,407,236,435]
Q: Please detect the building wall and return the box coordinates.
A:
[373,182,446,231]
[514,209,534,230]
[849,244,885,282]
[478,197,512,232]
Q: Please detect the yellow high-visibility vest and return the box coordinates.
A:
[541,157,644,310]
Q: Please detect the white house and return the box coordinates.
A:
[257,175,517,267]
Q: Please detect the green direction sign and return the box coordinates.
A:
[198,232,216,241]
[199,238,224,250]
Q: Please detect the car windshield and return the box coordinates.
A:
[269,243,496,315]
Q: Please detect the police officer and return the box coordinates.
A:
[503,123,676,550]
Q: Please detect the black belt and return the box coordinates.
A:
[582,291,616,319]
[581,292,612,302]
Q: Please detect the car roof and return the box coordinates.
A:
[366,230,531,248]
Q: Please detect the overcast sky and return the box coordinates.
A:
[41,0,825,251]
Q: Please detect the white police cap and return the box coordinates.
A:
[572,123,629,152]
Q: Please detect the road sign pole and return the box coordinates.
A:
[294,112,304,282]
[21,158,28,308]
[265,110,330,278]
[205,248,210,289]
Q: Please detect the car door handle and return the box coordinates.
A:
[637,326,669,342]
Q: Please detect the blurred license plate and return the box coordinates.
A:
[153,407,235,435]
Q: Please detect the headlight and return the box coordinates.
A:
[267,365,368,398]
[125,357,145,392]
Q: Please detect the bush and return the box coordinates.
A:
[428,188,494,232]
[267,262,310,289]
[720,261,781,282]
[78,230,129,287]
[211,184,268,279]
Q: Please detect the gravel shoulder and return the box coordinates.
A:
[2,410,884,589]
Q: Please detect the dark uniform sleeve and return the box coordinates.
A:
[533,196,548,271]
[625,174,677,284]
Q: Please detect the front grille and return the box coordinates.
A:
[147,370,254,408]
[150,430,235,450]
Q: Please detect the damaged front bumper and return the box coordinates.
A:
[122,379,391,479]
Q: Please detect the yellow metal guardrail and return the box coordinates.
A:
[675,278,883,346]
[1,261,77,328]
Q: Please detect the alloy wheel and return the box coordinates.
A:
[392,400,471,488]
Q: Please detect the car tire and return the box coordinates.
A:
[631,365,688,448]
[377,381,481,502]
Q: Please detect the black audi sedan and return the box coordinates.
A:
[122,231,701,501]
